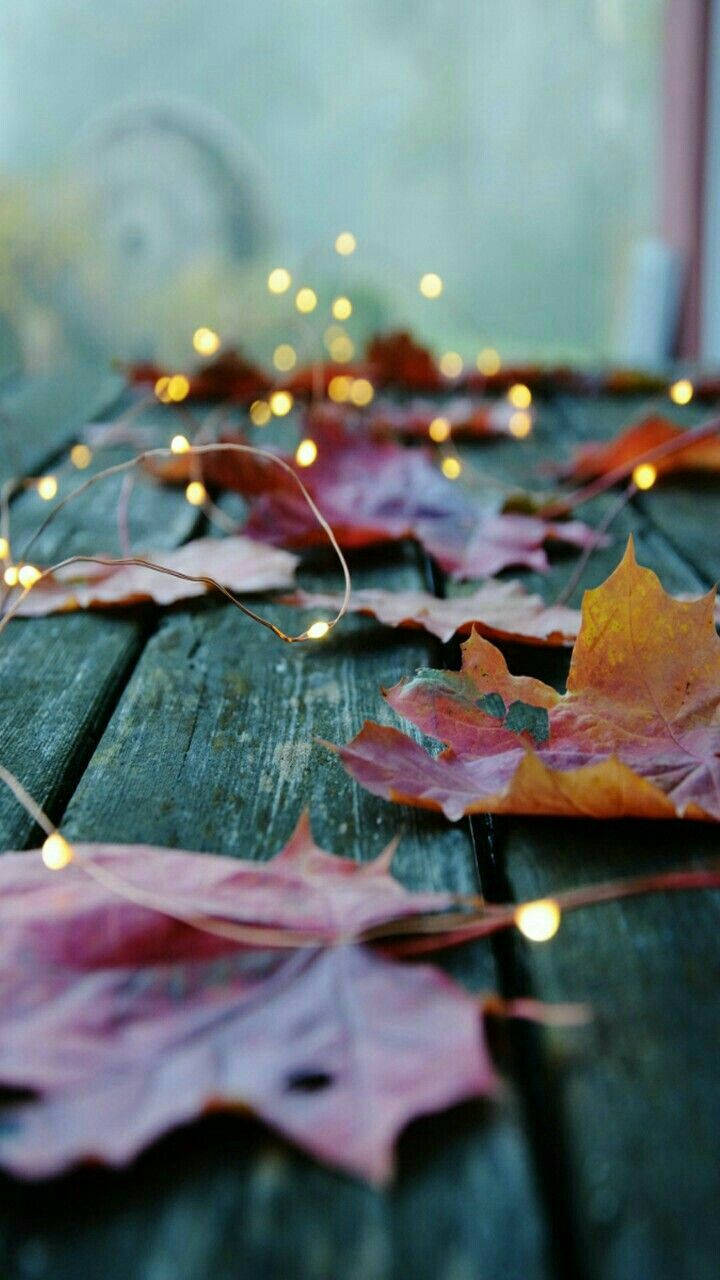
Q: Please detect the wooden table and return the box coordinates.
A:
[0,368,718,1280]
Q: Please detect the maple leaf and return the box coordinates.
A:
[282,583,581,646]
[5,536,298,616]
[333,540,720,822]
[558,415,720,481]
[305,397,521,441]
[365,331,441,390]
[0,817,495,1182]
[125,351,271,404]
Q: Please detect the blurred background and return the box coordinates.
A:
[0,0,713,376]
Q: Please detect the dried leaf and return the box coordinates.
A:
[126,352,271,404]
[0,817,494,1182]
[334,540,720,821]
[558,415,720,481]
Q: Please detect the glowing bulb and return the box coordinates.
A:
[70,443,92,469]
[3,566,18,587]
[428,416,451,443]
[154,376,172,403]
[508,383,532,409]
[332,296,353,321]
[439,351,463,378]
[295,287,318,314]
[273,343,297,372]
[476,347,501,375]
[192,326,220,356]
[349,378,374,406]
[632,462,657,490]
[419,272,443,298]
[185,481,207,506]
[36,475,57,501]
[514,899,561,942]
[295,438,318,467]
[307,620,330,640]
[441,457,462,480]
[509,411,532,439]
[18,564,41,588]
[270,390,294,417]
[268,267,292,294]
[41,832,74,871]
[168,374,190,402]
[328,375,352,403]
[249,399,272,426]
[329,334,355,363]
[335,232,356,256]
[0,538,8,560]
[170,434,190,454]
[669,378,693,405]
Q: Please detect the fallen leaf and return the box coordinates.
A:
[282,584,581,646]
[6,536,298,616]
[0,817,494,1182]
[365,331,442,390]
[557,415,720,481]
[305,397,523,441]
[125,352,272,404]
[333,539,720,822]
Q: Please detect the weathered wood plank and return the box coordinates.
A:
[0,364,124,484]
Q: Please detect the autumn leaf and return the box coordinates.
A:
[365,330,442,390]
[6,536,298,616]
[0,817,494,1182]
[282,583,581,646]
[125,351,271,405]
[333,539,720,822]
[558,415,720,481]
[305,397,523,441]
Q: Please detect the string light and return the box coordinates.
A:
[514,899,561,942]
[508,383,532,409]
[509,411,532,438]
[154,376,172,403]
[441,456,462,479]
[669,378,693,405]
[332,296,352,320]
[36,475,58,501]
[18,564,41,588]
[632,462,657,490]
[192,327,220,356]
[167,374,190,402]
[307,620,330,639]
[329,333,354,363]
[295,439,318,467]
[335,232,356,256]
[268,267,292,294]
[328,375,353,403]
[269,390,294,417]
[273,343,297,372]
[439,351,463,378]
[41,831,74,870]
[295,288,318,314]
[70,443,92,469]
[170,434,190,454]
[476,347,501,375]
[428,416,451,443]
[0,537,8,559]
[349,378,374,406]
[249,399,272,426]
[3,566,18,586]
[185,481,207,506]
[419,272,443,298]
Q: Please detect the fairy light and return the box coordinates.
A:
[269,390,294,417]
[41,831,74,871]
[669,378,693,405]
[329,333,355,363]
[170,434,190,454]
[70,443,92,469]
[332,296,352,320]
[36,475,58,501]
[167,374,190,402]
[273,343,297,372]
[335,232,356,256]
[419,272,443,298]
[632,462,657,490]
[268,267,292,294]
[295,288,318,314]
[328,374,352,402]
[249,399,272,426]
[508,383,532,409]
[349,378,374,406]
[509,411,532,438]
[0,538,9,560]
[295,438,318,467]
[476,347,501,375]
[18,564,41,588]
[3,566,18,587]
[307,620,330,639]
[192,326,220,356]
[428,416,451,443]
[439,351,463,378]
[441,456,462,479]
[155,376,172,403]
[514,899,561,942]
[185,481,207,506]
